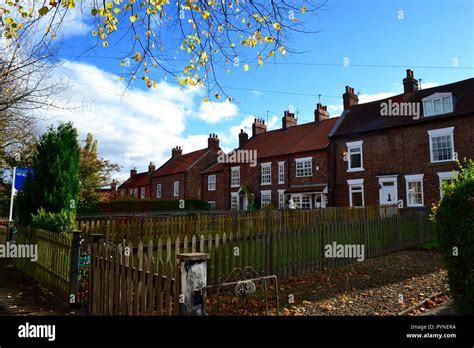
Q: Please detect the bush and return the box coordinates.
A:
[77,198,210,215]
[31,208,76,233]
[430,159,474,314]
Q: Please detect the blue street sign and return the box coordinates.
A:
[14,167,33,191]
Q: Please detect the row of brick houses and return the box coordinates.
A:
[118,70,474,210]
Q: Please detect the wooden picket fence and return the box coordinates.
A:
[77,205,399,245]
[13,227,72,301]
[0,226,7,246]
[88,211,434,312]
[89,239,179,315]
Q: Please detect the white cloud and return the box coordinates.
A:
[194,100,239,124]
[40,61,232,183]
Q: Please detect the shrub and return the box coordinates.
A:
[430,159,474,314]
[31,208,76,233]
[261,202,276,210]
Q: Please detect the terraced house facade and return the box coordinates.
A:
[118,70,473,211]
[330,70,474,209]
[201,107,339,210]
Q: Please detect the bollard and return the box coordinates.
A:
[177,253,210,316]
[69,230,82,308]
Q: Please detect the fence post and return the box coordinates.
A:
[88,234,104,315]
[177,253,210,316]
[69,230,82,308]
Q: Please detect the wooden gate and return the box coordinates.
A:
[89,240,179,315]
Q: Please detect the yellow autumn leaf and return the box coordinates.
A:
[244,64,249,71]
[273,22,281,31]
[129,15,137,23]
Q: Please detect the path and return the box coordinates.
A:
[0,260,79,316]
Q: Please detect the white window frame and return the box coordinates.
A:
[231,166,240,188]
[133,188,138,197]
[428,127,455,163]
[346,141,364,172]
[208,174,216,191]
[422,92,454,117]
[278,189,285,209]
[260,190,272,208]
[173,181,179,197]
[231,192,239,210]
[140,187,145,199]
[295,157,312,177]
[208,201,216,210]
[156,183,162,198]
[260,162,272,185]
[405,174,424,207]
[438,171,459,198]
[347,179,365,207]
[278,161,285,184]
[129,188,133,195]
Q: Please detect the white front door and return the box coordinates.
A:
[379,177,398,205]
[314,193,326,208]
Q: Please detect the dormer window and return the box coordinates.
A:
[422,93,454,117]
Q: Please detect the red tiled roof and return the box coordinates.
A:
[332,78,474,137]
[201,162,225,174]
[118,171,149,189]
[152,148,209,177]
[240,117,339,158]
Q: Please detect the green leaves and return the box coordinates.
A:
[38,6,49,16]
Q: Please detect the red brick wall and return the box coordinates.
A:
[150,150,220,201]
[228,149,331,208]
[151,173,185,200]
[202,170,229,209]
[332,114,474,208]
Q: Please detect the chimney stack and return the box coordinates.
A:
[148,162,156,172]
[282,110,297,129]
[403,69,419,94]
[172,146,183,158]
[130,167,137,177]
[239,129,249,147]
[315,103,329,122]
[343,86,359,110]
[111,179,117,192]
[252,118,267,137]
[208,133,220,152]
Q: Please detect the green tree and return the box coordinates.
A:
[16,122,80,225]
[431,159,474,314]
[79,133,120,211]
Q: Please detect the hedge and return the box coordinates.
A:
[78,198,210,215]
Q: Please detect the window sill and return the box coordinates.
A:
[260,182,271,186]
[430,160,455,164]
[347,168,365,173]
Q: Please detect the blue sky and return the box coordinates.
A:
[42,0,473,182]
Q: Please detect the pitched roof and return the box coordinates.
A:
[332,78,474,137]
[201,162,225,174]
[152,148,209,177]
[239,117,339,158]
[118,171,149,189]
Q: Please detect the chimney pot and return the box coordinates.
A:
[172,146,183,158]
[282,110,298,129]
[343,85,359,110]
[252,118,267,136]
[403,69,418,94]
[239,129,249,147]
[315,103,330,122]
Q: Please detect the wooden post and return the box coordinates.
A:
[177,253,210,316]
[69,230,82,308]
[89,234,104,315]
